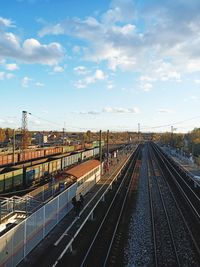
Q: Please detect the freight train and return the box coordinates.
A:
[0,141,104,167]
[0,147,99,194]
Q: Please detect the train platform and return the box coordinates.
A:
[161,146,200,183]
[18,150,133,267]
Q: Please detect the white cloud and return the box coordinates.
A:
[5,63,19,71]
[95,69,106,80]
[35,82,45,87]
[102,0,136,24]
[6,73,15,79]
[187,60,200,72]
[155,62,181,82]
[38,16,139,71]
[0,72,6,80]
[194,79,200,84]
[103,106,139,114]
[75,105,140,115]
[0,17,15,28]
[38,0,200,77]
[140,82,153,92]
[74,66,88,75]
[0,28,65,65]
[0,116,19,126]
[190,96,199,101]
[74,69,106,88]
[107,81,115,90]
[21,76,32,88]
[29,119,41,125]
[157,109,173,114]
[53,65,64,73]
[0,71,15,80]
[79,110,100,115]
[139,76,155,83]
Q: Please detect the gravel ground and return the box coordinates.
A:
[156,173,199,266]
[124,146,153,267]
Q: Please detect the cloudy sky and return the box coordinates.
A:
[0,0,200,132]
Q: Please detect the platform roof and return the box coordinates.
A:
[66,159,100,179]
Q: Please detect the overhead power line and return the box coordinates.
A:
[140,115,200,130]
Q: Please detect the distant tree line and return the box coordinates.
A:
[153,128,200,157]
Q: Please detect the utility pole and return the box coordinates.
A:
[62,122,65,145]
[171,126,173,147]
[106,130,109,158]
[21,111,31,160]
[13,129,15,165]
[138,123,140,143]
[99,130,102,164]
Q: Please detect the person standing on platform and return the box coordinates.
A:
[75,200,82,218]
[79,193,84,208]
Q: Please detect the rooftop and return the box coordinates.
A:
[66,159,100,179]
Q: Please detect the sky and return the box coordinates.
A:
[0,0,200,133]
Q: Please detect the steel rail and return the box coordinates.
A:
[150,143,200,258]
[80,147,141,267]
[103,150,141,267]
[148,144,181,266]
[152,143,200,222]
[147,152,158,267]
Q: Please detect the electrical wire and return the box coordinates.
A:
[140,115,200,130]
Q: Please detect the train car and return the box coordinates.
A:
[66,159,101,196]
[74,144,83,151]
[25,160,49,185]
[44,147,63,156]
[63,146,75,153]
[0,147,98,193]
[0,168,23,193]
[0,154,18,166]
[48,158,62,174]
[81,149,94,161]
[93,147,99,157]
[19,149,45,162]
[92,141,105,148]
[62,152,82,169]
[84,143,93,149]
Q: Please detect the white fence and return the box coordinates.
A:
[0,183,77,267]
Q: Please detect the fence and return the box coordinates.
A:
[0,182,77,267]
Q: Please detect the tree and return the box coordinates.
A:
[0,128,6,142]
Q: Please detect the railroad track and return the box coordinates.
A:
[147,144,180,267]
[148,142,200,265]
[152,143,200,221]
[77,146,141,267]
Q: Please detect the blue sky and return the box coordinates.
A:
[0,0,200,132]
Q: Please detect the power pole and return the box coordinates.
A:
[99,130,102,164]
[21,111,31,160]
[171,126,173,147]
[106,130,109,158]
[138,123,140,143]
[62,122,66,145]
[12,129,15,165]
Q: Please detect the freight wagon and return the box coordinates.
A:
[81,149,94,160]
[0,154,18,166]
[0,143,96,167]
[0,147,100,193]
[19,150,45,162]
[92,140,105,148]
[0,168,23,192]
